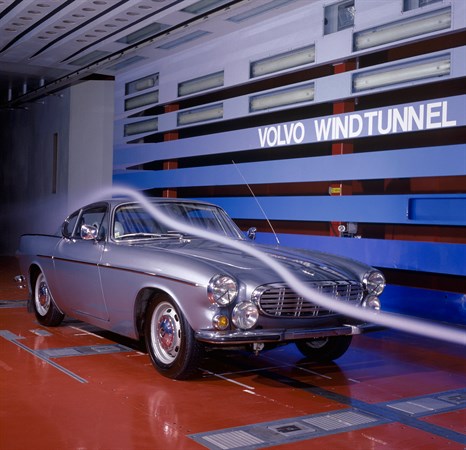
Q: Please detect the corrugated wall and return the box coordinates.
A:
[113,0,466,324]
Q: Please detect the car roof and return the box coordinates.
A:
[98,197,217,208]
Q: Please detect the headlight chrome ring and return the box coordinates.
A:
[208,274,238,306]
[363,270,386,296]
[232,301,259,330]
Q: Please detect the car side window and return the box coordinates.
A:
[113,205,163,238]
[74,204,109,239]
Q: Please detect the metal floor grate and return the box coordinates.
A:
[438,393,466,405]
[38,344,132,359]
[190,389,466,449]
[386,393,465,416]
[202,430,264,449]
[303,410,377,431]
[191,408,385,450]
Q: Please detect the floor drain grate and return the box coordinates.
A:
[386,391,466,416]
[268,422,315,436]
[190,409,384,449]
[303,410,378,431]
[38,344,132,359]
[439,393,466,405]
[202,430,264,449]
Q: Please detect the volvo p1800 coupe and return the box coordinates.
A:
[16,198,385,379]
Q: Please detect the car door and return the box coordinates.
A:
[51,203,110,321]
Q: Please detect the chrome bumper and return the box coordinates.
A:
[195,323,384,345]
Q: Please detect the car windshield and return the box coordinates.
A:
[113,201,245,241]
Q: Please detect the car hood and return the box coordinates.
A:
[137,238,368,282]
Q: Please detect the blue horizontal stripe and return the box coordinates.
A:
[382,285,466,325]
[114,144,466,182]
[197,195,466,226]
[251,233,466,277]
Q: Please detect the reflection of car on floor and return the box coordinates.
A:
[16,198,385,379]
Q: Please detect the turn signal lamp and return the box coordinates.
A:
[213,314,229,330]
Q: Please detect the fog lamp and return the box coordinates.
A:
[362,295,381,311]
[232,302,259,330]
[213,314,229,330]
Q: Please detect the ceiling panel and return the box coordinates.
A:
[0,0,304,108]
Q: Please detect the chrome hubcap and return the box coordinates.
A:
[39,283,48,307]
[307,338,328,349]
[35,275,50,316]
[158,314,176,352]
[151,302,181,365]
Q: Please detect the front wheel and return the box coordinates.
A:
[144,296,203,380]
[295,335,352,362]
[33,272,64,326]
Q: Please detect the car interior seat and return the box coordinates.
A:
[114,221,125,238]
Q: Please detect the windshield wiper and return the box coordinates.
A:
[117,232,161,240]
[117,231,190,240]
[160,231,186,238]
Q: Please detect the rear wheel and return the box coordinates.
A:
[33,272,64,326]
[295,335,352,361]
[144,295,203,380]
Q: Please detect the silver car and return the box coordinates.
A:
[16,198,385,379]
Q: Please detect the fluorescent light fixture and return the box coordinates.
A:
[126,73,159,95]
[69,50,109,66]
[124,118,158,136]
[251,45,315,78]
[250,82,314,112]
[108,55,147,72]
[177,103,223,125]
[124,90,159,111]
[157,30,211,50]
[117,22,168,45]
[178,71,224,97]
[182,0,232,15]
[354,7,451,51]
[352,54,450,92]
[403,0,442,12]
[228,0,296,23]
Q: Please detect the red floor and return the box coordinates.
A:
[1,256,465,449]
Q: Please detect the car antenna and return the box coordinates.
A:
[232,160,280,245]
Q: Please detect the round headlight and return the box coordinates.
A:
[207,274,238,306]
[232,302,259,330]
[363,271,386,296]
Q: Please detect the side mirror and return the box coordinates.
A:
[247,227,257,241]
[81,224,98,241]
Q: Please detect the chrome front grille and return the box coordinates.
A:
[254,281,364,318]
